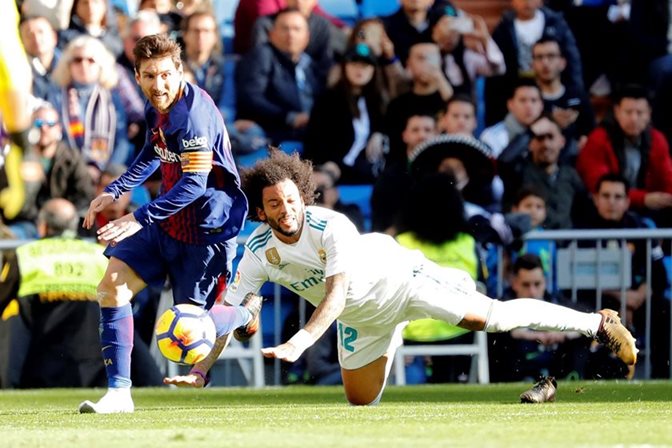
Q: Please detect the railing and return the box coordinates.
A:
[497,228,672,380]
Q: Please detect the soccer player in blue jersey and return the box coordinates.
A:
[79,34,256,413]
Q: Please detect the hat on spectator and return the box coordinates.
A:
[408,134,495,183]
[343,43,377,66]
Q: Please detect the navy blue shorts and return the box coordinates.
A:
[104,225,237,309]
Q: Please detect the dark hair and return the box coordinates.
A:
[514,184,547,206]
[133,34,182,73]
[532,36,563,57]
[508,77,540,100]
[273,7,305,26]
[595,172,630,194]
[612,83,650,106]
[241,149,316,222]
[445,93,476,113]
[512,253,544,275]
[396,172,468,244]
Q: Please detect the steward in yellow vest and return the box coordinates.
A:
[0,199,107,388]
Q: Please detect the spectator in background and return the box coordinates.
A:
[510,185,556,290]
[116,10,163,159]
[382,0,456,65]
[118,11,162,90]
[59,0,124,58]
[138,0,185,39]
[395,172,481,383]
[485,0,583,125]
[384,42,453,164]
[182,10,268,157]
[236,8,325,145]
[574,173,670,379]
[304,43,386,185]
[48,35,130,183]
[439,94,477,136]
[311,163,365,232]
[430,9,505,98]
[499,115,588,229]
[371,113,438,234]
[250,0,345,79]
[531,36,594,153]
[18,104,94,232]
[0,199,108,388]
[346,18,409,103]
[20,0,74,31]
[577,84,672,228]
[233,0,348,56]
[19,15,61,100]
[490,253,591,383]
[480,78,543,159]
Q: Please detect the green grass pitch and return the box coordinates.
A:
[2,381,671,448]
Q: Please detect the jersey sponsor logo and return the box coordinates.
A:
[318,248,327,264]
[182,135,208,149]
[265,247,281,265]
[153,144,181,163]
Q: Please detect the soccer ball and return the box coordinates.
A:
[154,304,217,365]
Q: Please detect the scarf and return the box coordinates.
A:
[62,84,116,169]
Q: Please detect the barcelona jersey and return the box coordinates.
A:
[104,81,247,245]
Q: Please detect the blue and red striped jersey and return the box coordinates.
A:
[104,81,248,245]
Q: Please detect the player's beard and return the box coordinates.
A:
[266,207,304,240]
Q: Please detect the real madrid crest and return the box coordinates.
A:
[265,247,281,265]
[318,248,327,264]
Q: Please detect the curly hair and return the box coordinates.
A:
[241,149,317,222]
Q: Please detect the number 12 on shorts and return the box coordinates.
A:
[338,322,358,352]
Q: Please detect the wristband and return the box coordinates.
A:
[191,368,210,386]
[288,329,315,352]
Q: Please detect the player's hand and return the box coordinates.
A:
[97,213,142,245]
[261,342,304,363]
[163,373,206,388]
[83,193,116,229]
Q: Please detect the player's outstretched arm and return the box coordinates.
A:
[261,273,348,363]
[163,333,233,387]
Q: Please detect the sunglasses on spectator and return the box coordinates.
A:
[71,56,96,65]
[33,118,59,128]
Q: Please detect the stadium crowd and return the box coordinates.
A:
[1,0,671,388]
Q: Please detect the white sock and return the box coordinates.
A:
[484,299,602,337]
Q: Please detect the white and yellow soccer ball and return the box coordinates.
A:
[155,304,216,365]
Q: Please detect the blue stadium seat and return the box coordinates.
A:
[337,184,373,231]
[357,0,399,18]
[318,0,359,23]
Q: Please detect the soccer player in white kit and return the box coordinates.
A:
[175,150,638,405]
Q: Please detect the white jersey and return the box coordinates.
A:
[226,206,426,328]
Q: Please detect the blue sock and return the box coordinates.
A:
[208,305,251,337]
[100,304,134,388]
